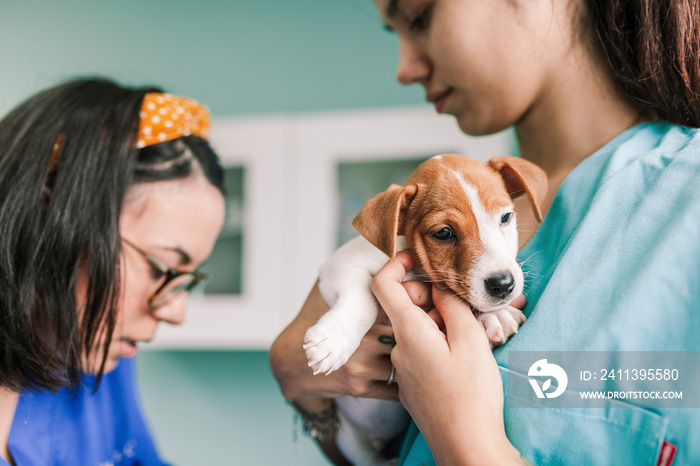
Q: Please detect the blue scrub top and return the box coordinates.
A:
[398,122,700,465]
[7,358,166,466]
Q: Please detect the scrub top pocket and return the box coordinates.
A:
[501,366,669,466]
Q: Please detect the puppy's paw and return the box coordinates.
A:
[477,306,526,348]
[504,305,527,327]
[477,313,506,347]
[303,318,362,376]
[495,305,526,336]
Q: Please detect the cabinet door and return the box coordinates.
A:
[288,106,514,320]
[146,117,289,349]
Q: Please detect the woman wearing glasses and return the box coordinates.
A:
[0,78,225,465]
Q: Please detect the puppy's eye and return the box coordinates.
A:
[431,227,455,241]
[500,212,513,225]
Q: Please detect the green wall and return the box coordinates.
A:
[137,351,323,465]
[0,0,421,117]
[1,1,422,464]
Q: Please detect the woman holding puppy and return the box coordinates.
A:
[270,0,700,464]
[0,78,225,465]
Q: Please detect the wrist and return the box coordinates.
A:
[477,437,521,465]
[291,395,333,413]
[433,431,520,465]
[464,438,521,465]
[288,398,339,442]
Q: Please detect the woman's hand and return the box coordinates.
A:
[371,251,523,465]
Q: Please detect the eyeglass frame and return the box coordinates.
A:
[121,237,208,309]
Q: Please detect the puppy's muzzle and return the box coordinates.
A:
[485,272,516,300]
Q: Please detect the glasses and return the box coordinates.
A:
[122,238,208,309]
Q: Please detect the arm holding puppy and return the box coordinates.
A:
[270,281,392,465]
[372,250,526,465]
[270,280,397,403]
[269,278,434,465]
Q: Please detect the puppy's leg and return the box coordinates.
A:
[477,313,506,346]
[336,396,410,464]
[336,397,408,466]
[477,306,526,348]
[304,236,389,375]
[304,293,380,375]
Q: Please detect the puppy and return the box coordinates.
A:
[304,154,547,465]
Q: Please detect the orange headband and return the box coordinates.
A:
[136,93,211,148]
[48,92,210,171]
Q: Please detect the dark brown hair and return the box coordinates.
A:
[584,0,700,127]
[0,78,224,392]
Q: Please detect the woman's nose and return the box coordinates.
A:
[396,38,430,85]
[151,294,187,325]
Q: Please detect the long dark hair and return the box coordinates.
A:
[583,0,700,127]
[0,78,224,392]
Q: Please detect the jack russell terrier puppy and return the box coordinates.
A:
[304,154,548,465]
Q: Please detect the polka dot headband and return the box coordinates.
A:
[48,92,210,171]
[136,93,211,148]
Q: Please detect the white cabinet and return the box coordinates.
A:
[145,116,290,350]
[144,106,514,350]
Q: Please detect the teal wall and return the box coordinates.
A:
[137,351,323,465]
[0,0,421,117]
[1,1,422,464]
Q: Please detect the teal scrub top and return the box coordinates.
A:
[398,122,700,465]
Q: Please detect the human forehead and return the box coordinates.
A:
[375,0,580,28]
[120,177,225,265]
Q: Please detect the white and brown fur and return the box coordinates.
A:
[304,154,547,465]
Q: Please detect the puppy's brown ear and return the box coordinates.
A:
[488,157,548,223]
[352,184,418,257]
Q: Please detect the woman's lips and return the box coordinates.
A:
[120,339,138,357]
[426,89,453,113]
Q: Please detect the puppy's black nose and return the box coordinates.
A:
[485,272,515,300]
